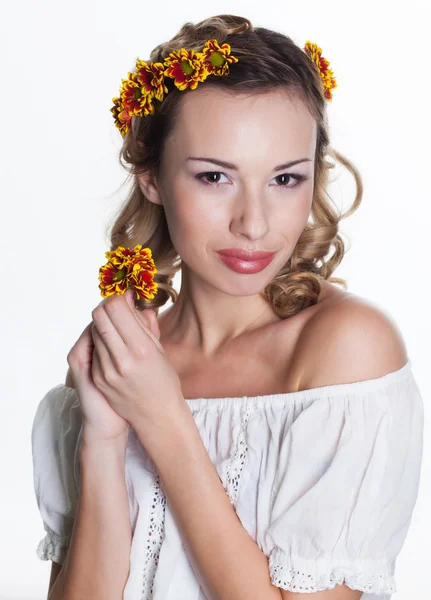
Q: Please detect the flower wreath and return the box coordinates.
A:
[110,39,337,137]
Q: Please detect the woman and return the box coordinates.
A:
[31,14,424,600]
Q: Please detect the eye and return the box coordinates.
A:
[195,171,230,187]
[195,171,309,189]
[271,173,309,189]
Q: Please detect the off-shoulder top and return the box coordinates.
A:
[31,358,424,599]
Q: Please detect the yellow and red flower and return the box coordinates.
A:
[135,59,168,102]
[99,244,158,301]
[111,70,157,136]
[303,41,337,102]
[200,39,239,76]
[110,97,132,136]
[163,47,209,90]
[119,72,156,117]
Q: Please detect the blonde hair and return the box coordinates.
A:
[106,14,363,318]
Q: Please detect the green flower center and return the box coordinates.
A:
[134,88,142,100]
[113,269,127,281]
[210,52,225,67]
[181,60,194,75]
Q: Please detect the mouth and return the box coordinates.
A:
[216,248,277,261]
[216,249,277,274]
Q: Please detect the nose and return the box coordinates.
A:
[229,190,270,241]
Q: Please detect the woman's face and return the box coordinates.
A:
[140,87,317,296]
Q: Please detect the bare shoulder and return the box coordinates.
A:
[296,291,409,390]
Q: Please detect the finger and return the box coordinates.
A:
[135,308,156,336]
[123,288,156,335]
[123,288,154,335]
[92,298,129,363]
[130,307,164,353]
[68,321,95,372]
[147,309,161,340]
[100,293,155,355]
[91,342,103,387]
[91,322,118,376]
[138,314,165,354]
[124,288,136,311]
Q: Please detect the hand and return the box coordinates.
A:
[67,291,161,443]
[89,289,183,434]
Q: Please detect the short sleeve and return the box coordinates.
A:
[31,384,83,564]
[264,364,424,595]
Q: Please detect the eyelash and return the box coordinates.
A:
[195,171,309,189]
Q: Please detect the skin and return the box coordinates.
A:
[138,87,323,361]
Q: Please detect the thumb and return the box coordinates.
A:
[145,308,161,341]
[137,308,164,354]
[124,287,136,311]
[138,307,160,341]
[125,288,161,341]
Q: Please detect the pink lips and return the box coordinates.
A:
[217,248,276,261]
[216,249,277,274]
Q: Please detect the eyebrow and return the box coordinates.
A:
[186,156,313,171]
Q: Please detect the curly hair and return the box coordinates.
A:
[106,14,363,318]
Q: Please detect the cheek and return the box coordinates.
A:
[171,183,227,234]
[278,188,312,217]
[274,195,312,243]
[163,199,213,257]
[289,185,313,221]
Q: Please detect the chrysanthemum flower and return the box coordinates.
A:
[135,59,168,102]
[200,39,239,76]
[98,244,158,301]
[163,47,209,90]
[304,41,337,101]
[110,97,132,136]
[111,67,161,136]
[120,72,156,117]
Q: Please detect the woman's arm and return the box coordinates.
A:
[135,403,362,600]
[135,403,283,600]
[48,434,131,600]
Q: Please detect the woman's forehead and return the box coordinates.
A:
[167,88,316,161]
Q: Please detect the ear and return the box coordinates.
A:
[136,170,163,207]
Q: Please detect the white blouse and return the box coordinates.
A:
[31,358,424,600]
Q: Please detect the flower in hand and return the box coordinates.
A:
[91,246,182,435]
[98,244,158,301]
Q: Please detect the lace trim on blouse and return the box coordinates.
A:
[141,473,167,599]
[224,405,253,507]
[269,548,396,594]
[36,524,71,565]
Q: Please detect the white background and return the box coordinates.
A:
[2,0,430,598]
